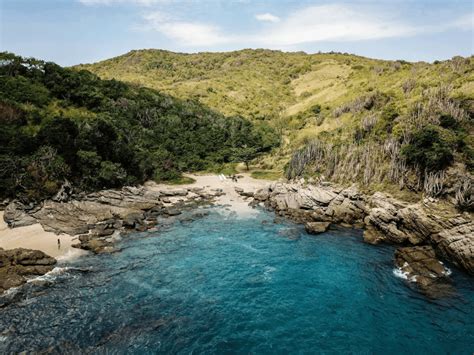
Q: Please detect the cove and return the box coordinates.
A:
[1,207,473,354]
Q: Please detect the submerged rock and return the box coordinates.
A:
[0,248,56,293]
[394,246,454,298]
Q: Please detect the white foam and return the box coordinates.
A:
[56,247,88,262]
[392,268,417,282]
[393,267,409,280]
[27,266,71,283]
[443,267,452,276]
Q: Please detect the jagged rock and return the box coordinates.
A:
[394,246,454,298]
[397,206,441,244]
[52,180,73,202]
[76,235,114,254]
[305,221,331,234]
[159,189,188,197]
[163,208,182,216]
[235,187,254,197]
[254,187,270,201]
[431,220,474,274]
[0,248,56,293]
[363,226,385,244]
[123,212,145,228]
[3,202,37,228]
[325,197,365,225]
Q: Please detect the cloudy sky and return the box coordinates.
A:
[1,0,472,65]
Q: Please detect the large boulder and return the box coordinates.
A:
[0,248,56,293]
[3,202,37,228]
[305,221,331,234]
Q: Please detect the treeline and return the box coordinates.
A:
[0,52,279,201]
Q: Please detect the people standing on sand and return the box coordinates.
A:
[57,238,61,250]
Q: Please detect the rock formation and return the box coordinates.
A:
[3,184,222,254]
[0,248,56,293]
[251,181,474,283]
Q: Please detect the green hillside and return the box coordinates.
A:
[0,52,278,201]
[79,49,473,207]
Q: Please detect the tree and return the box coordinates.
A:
[232,146,259,171]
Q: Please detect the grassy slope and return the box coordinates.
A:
[77,49,474,173]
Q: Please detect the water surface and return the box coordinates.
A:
[1,208,473,354]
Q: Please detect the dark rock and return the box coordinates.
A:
[52,180,73,202]
[0,248,56,293]
[164,208,181,216]
[394,246,454,298]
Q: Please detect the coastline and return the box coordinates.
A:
[0,211,78,259]
[1,173,471,297]
[0,173,268,256]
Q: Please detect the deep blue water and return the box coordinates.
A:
[1,207,473,354]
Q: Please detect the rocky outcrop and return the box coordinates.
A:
[3,185,221,254]
[431,218,474,274]
[394,246,454,298]
[0,248,56,293]
[3,202,37,228]
[251,181,474,278]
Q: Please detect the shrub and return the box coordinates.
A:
[401,126,454,172]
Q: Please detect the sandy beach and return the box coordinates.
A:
[0,173,272,258]
[0,211,81,259]
[148,173,269,217]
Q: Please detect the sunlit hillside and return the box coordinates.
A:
[79,50,474,202]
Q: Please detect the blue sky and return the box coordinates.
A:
[0,0,472,66]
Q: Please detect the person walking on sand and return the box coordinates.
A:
[57,238,61,250]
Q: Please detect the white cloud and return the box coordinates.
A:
[142,11,233,46]
[258,5,417,46]
[255,13,280,23]
[451,13,473,31]
[78,0,162,6]
[139,4,470,48]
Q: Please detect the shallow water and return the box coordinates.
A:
[1,207,473,354]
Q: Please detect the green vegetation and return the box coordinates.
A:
[250,170,282,181]
[79,49,473,205]
[0,52,278,201]
[163,176,196,185]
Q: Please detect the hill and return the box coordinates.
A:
[78,49,473,209]
[0,52,278,201]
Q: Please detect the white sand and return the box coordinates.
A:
[149,173,270,217]
[0,211,82,259]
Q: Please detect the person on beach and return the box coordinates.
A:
[57,238,61,250]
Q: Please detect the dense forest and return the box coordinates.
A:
[0,52,279,202]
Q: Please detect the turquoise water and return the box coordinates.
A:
[1,207,473,354]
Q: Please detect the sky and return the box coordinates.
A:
[0,0,473,66]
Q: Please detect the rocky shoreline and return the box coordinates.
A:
[1,177,472,297]
[237,180,473,297]
[1,183,226,292]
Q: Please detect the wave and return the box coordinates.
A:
[56,247,89,262]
